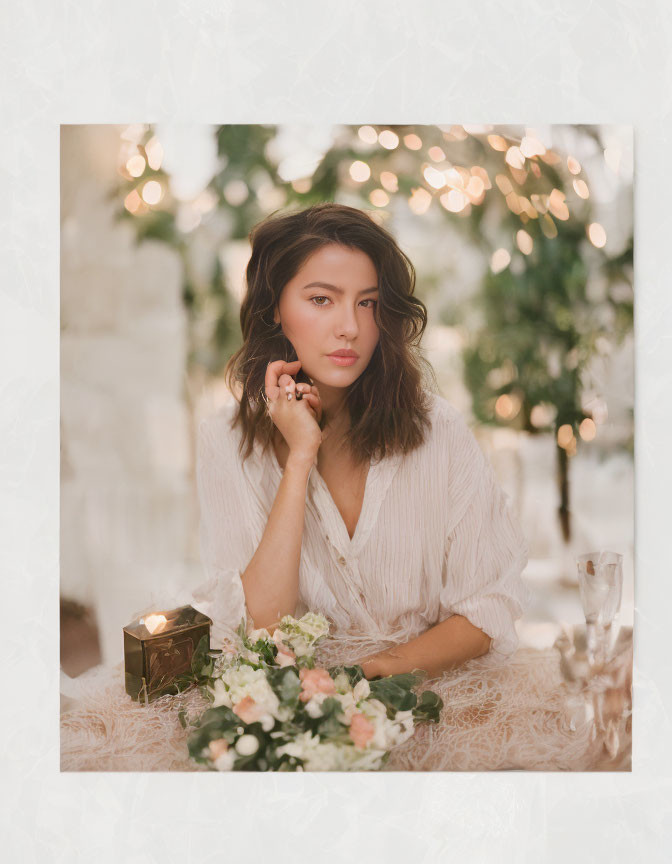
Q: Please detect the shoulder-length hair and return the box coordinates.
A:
[225,202,436,464]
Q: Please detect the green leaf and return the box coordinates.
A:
[368,679,418,712]
[266,667,301,705]
[190,633,211,675]
[328,664,365,687]
[412,690,444,724]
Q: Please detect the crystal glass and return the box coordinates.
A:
[576,551,623,669]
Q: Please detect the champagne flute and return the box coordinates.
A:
[576,551,623,669]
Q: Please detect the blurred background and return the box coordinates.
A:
[60,123,633,673]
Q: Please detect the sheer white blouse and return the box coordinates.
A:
[194,391,531,658]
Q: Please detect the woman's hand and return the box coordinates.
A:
[265,359,323,465]
[359,652,397,680]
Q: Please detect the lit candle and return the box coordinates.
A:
[123,605,212,703]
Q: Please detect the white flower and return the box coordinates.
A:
[248,628,271,642]
[276,731,317,760]
[353,678,370,702]
[219,666,281,718]
[332,672,351,694]
[334,692,358,724]
[303,692,330,718]
[209,678,232,708]
[213,750,236,771]
[235,734,260,756]
[259,713,276,732]
[240,648,260,664]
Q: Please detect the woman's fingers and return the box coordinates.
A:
[297,387,321,423]
[265,359,301,401]
[283,377,296,400]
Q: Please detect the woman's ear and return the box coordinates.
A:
[273,307,280,326]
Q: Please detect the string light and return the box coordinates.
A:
[408,187,432,214]
[579,418,597,441]
[369,189,389,207]
[587,222,607,248]
[223,179,249,205]
[490,248,511,273]
[145,137,164,171]
[573,179,589,199]
[516,230,533,255]
[126,155,146,177]
[557,424,574,448]
[423,165,446,189]
[349,160,371,182]
[567,156,582,174]
[380,171,398,192]
[141,180,162,205]
[358,126,378,144]
[378,130,399,150]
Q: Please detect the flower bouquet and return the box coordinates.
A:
[180,612,443,771]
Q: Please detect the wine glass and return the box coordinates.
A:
[576,551,623,669]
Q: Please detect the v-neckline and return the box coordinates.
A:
[268,444,374,550]
[312,457,373,547]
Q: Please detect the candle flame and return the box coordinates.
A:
[144,613,167,634]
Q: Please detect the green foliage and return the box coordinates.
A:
[369,674,422,712]
[412,690,443,724]
[462,224,633,438]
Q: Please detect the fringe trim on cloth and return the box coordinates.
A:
[60,640,631,772]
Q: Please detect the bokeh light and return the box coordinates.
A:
[587,222,607,248]
[380,171,398,192]
[358,125,378,144]
[349,160,371,182]
[378,130,399,150]
[126,155,146,178]
[579,418,597,441]
[491,248,511,273]
[369,188,389,207]
[408,187,432,215]
[495,393,522,420]
[223,179,249,205]
[145,137,164,171]
[557,424,574,448]
[141,180,162,205]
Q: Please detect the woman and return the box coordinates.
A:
[62,203,615,772]
[195,201,531,682]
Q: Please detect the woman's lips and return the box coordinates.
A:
[327,354,358,366]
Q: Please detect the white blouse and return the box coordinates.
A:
[194,391,531,658]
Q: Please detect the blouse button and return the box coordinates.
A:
[337,555,346,565]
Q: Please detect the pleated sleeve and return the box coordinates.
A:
[438,412,531,658]
[191,413,266,643]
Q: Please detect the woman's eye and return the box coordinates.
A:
[310,296,377,308]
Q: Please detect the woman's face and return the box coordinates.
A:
[274,243,380,389]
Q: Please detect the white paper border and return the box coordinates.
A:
[2,1,670,860]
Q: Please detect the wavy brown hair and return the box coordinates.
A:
[224,202,437,464]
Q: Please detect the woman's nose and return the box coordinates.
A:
[335,305,359,339]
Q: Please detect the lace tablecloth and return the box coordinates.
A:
[60,627,632,772]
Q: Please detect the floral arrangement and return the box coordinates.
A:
[180,612,443,771]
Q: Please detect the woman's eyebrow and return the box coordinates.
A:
[302,281,378,295]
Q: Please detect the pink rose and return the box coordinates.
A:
[275,646,297,667]
[208,737,230,760]
[348,713,375,749]
[298,667,336,703]
[271,631,297,667]
[232,695,263,724]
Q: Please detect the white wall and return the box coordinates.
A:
[60,125,198,663]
